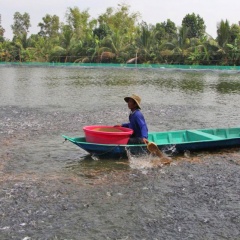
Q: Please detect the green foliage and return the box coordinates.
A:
[229,24,240,44]
[226,39,240,65]
[65,7,90,40]
[98,4,139,36]
[217,20,230,47]
[11,12,31,38]
[154,19,177,42]
[136,22,153,61]
[38,14,60,38]
[182,13,206,38]
[1,6,240,65]
[49,46,67,62]
[0,25,5,38]
[93,24,111,40]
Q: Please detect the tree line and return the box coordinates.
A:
[0,4,240,65]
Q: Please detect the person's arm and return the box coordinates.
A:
[114,123,130,128]
[121,123,130,128]
[134,111,148,139]
[142,138,148,144]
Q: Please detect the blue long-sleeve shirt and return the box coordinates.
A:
[122,109,148,139]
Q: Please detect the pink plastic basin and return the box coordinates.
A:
[83,125,133,144]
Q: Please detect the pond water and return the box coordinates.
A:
[1,66,240,239]
[1,66,240,178]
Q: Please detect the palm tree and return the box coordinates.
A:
[226,39,240,65]
[217,20,230,48]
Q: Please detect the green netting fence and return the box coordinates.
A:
[1,61,240,71]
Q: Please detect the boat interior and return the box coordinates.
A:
[148,128,240,144]
[63,128,240,145]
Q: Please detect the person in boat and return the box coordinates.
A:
[115,94,148,144]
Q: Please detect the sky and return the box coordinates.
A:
[1,0,240,39]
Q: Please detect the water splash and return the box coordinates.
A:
[184,150,191,158]
[125,147,172,171]
[162,145,177,156]
[91,154,100,161]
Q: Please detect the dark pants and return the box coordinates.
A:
[127,137,144,144]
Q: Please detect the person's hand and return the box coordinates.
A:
[114,125,121,127]
[142,138,149,144]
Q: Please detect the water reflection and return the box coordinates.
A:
[65,145,175,179]
[178,79,204,92]
[1,67,240,110]
[65,156,130,184]
[1,66,240,182]
[216,81,240,94]
[1,66,240,240]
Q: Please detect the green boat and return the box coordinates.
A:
[62,127,240,158]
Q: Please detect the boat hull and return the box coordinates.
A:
[62,127,240,158]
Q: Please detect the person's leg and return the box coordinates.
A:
[127,137,144,144]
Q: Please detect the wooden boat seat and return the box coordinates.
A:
[150,132,187,144]
[187,130,223,141]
